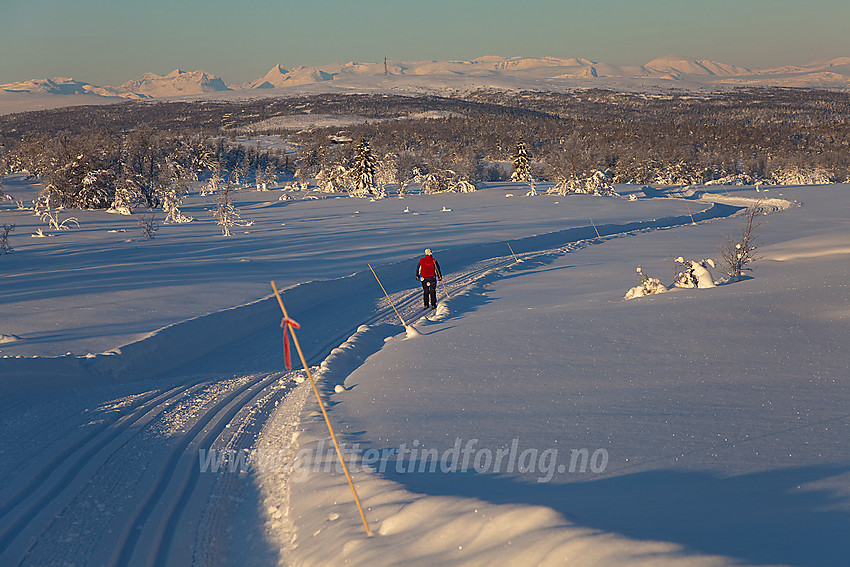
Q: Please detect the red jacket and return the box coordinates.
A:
[417,256,442,279]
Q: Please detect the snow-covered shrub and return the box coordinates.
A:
[36,193,79,231]
[108,178,136,215]
[212,184,252,236]
[202,165,225,196]
[584,170,618,196]
[256,163,278,190]
[449,178,477,193]
[548,175,576,196]
[0,180,14,207]
[160,166,193,223]
[718,202,763,281]
[673,257,716,288]
[547,170,618,196]
[624,266,668,300]
[1,223,14,254]
[316,164,349,193]
[373,153,400,194]
[421,169,451,194]
[137,215,159,239]
[770,166,831,186]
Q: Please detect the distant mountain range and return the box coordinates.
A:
[2,55,849,111]
[0,69,230,100]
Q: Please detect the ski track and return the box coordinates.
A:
[0,197,769,565]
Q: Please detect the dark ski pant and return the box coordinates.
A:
[421,277,437,307]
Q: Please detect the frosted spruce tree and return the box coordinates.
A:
[511,137,533,183]
[352,138,377,196]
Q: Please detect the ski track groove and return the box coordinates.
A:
[106,372,284,567]
[0,380,211,559]
[0,388,163,521]
[148,373,292,567]
[190,371,300,566]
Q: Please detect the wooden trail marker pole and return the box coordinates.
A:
[589,218,601,238]
[507,242,519,262]
[270,281,372,536]
[368,263,409,327]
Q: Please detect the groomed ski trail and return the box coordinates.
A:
[0,195,782,565]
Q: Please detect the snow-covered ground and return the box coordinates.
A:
[0,176,847,566]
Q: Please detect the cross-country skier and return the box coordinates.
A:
[416,248,442,309]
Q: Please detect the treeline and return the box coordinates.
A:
[1,124,290,210]
[1,87,849,212]
[285,88,850,187]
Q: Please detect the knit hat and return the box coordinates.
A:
[425,248,432,255]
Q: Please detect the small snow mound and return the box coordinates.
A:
[674,258,716,289]
[441,206,452,212]
[404,325,421,338]
[334,384,346,393]
[0,334,22,344]
[625,279,668,300]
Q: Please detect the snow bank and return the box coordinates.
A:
[254,327,732,566]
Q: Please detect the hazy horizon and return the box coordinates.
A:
[2,0,849,86]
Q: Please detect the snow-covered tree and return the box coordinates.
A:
[351,138,377,196]
[421,169,450,194]
[395,153,425,196]
[316,164,350,193]
[374,153,399,196]
[160,158,193,223]
[256,163,278,191]
[449,176,477,193]
[0,174,13,207]
[238,154,252,188]
[584,170,618,196]
[212,183,252,236]
[202,160,225,196]
[511,137,533,183]
[549,175,575,196]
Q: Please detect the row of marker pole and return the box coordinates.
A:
[271,227,609,537]
[270,263,450,537]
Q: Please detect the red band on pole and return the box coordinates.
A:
[280,316,301,370]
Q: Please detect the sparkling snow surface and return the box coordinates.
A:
[1,176,848,566]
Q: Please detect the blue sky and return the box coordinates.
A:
[2,0,848,86]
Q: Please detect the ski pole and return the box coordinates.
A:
[589,218,601,238]
[270,281,372,536]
